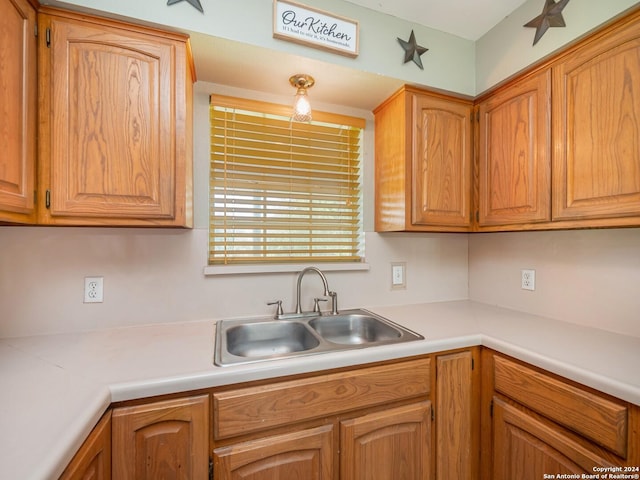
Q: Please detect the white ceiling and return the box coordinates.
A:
[344,0,528,40]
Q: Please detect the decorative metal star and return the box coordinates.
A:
[167,0,203,14]
[397,30,429,70]
[524,0,570,46]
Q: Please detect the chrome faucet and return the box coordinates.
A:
[268,266,339,319]
[295,267,330,314]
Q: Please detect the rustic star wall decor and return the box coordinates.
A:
[524,0,570,46]
[167,0,203,14]
[397,30,429,70]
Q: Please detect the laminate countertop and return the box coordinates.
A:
[1,300,639,479]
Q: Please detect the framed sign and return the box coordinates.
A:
[273,0,359,58]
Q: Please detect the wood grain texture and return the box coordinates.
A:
[412,93,472,228]
[112,394,209,480]
[0,0,36,223]
[477,69,551,226]
[492,397,615,480]
[37,7,193,226]
[214,425,334,480]
[340,401,432,480]
[552,11,640,221]
[59,410,111,480]
[436,351,473,480]
[213,358,431,439]
[493,355,628,457]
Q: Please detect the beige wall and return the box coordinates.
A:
[468,229,640,337]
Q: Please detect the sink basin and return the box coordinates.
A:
[309,314,402,345]
[226,321,319,357]
[214,309,423,366]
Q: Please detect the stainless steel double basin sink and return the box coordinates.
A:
[214,308,424,366]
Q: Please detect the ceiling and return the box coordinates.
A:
[344,0,528,41]
[193,0,529,111]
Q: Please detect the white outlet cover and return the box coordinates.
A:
[521,269,535,291]
[84,276,104,303]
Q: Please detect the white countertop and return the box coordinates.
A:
[2,300,639,480]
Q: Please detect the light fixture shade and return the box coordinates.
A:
[289,74,315,122]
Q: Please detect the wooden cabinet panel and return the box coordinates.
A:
[0,0,36,223]
[552,13,640,221]
[59,411,111,480]
[492,397,615,480]
[374,86,472,232]
[112,394,209,480]
[477,69,551,226]
[412,94,472,227]
[214,425,334,480]
[493,355,628,457]
[214,358,430,439]
[340,402,432,480]
[436,351,475,480]
[38,8,193,226]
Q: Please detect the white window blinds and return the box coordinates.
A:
[209,95,364,265]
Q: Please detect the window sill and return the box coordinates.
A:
[203,262,370,276]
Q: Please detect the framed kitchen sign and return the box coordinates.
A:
[273,0,359,58]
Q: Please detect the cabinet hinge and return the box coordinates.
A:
[46,28,51,48]
[475,211,479,222]
[45,190,51,209]
[490,399,494,418]
[431,405,435,422]
[476,110,480,122]
[209,458,213,480]
[34,24,38,37]
[471,357,475,370]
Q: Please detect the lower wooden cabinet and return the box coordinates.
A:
[492,397,613,479]
[341,401,432,480]
[111,394,209,479]
[214,425,334,479]
[59,410,111,480]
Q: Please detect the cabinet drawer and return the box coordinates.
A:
[213,358,431,439]
[493,355,628,457]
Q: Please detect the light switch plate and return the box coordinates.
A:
[391,262,406,290]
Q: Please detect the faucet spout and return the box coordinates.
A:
[295,267,330,314]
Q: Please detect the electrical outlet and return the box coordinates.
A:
[521,269,535,291]
[84,277,104,303]
[391,262,406,290]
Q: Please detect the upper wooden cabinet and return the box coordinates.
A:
[477,69,551,227]
[0,0,37,224]
[374,86,473,232]
[552,11,640,223]
[37,8,194,227]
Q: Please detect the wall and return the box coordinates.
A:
[0,81,469,337]
[468,229,640,338]
[475,0,639,93]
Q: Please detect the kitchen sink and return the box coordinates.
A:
[308,313,402,345]
[226,321,319,357]
[215,309,423,366]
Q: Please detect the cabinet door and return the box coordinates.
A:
[39,11,192,226]
[412,94,472,228]
[0,0,36,223]
[436,351,476,480]
[492,397,615,480]
[553,16,640,221]
[59,411,111,480]
[341,401,432,480]
[214,425,334,480]
[112,395,209,480]
[477,70,551,226]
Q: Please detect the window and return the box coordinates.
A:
[209,95,364,266]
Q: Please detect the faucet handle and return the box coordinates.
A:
[313,297,328,313]
[267,300,284,318]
